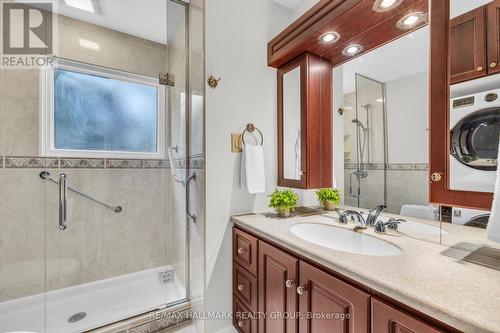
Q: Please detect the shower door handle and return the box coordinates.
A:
[59,173,68,230]
[186,172,197,223]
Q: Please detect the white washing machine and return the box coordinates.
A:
[452,207,490,229]
[450,89,500,193]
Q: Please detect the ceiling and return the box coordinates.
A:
[340,0,494,93]
[273,0,304,10]
[340,26,429,93]
[43,0,186,44]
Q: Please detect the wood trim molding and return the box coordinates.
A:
[429,0,493,210]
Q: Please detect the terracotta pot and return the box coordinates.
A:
[323,200,337,211]
[277,208,291,218]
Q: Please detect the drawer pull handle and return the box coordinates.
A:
[285,280,295,288]
[297,286,307,295]
[237,284,246,291]
[237,320,244,328]
[237,247,246,255]
[491,62,497,68]
[477,66,484,71]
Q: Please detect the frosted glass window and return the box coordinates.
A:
[54,69,158,153]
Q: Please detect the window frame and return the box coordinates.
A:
[40,59,166,159]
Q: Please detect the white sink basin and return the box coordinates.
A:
[290,223,401,256]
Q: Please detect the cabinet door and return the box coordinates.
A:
[371,298,445,333]
[277,52,332,189]
[298,261,369,333]
[487,0,500,74]
[450,6,486,84]
[234,228,258,276]
[259,241,298,333]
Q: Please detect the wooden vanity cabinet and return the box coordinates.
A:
[277,52,332,189]
[487,0,500,75]
[233,227,458,333]
[258,241,298,333]
[450,1,500,84]
[298,261,370,333]
[371,299,445,333]
[450,6,486,84]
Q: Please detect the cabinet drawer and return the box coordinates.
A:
[233,228,258,275]
[371,298,445,333]
[233,262,258,312]
[233,296,258,333]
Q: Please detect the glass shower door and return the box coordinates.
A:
[42,0,188,332]
[350,74,386,210]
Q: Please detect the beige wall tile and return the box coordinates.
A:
[4,98,39,156]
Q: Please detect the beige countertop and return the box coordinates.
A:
[231,208,500,333]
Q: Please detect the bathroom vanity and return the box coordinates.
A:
[231,211,500,333]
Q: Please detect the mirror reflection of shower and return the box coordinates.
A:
[352,109,369,179]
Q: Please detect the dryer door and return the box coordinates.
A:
[450,107,500,171]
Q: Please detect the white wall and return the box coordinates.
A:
[205,1,291,332]
[291,0,320,21]
[386,72,429,164]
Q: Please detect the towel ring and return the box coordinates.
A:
[242,123,264,146]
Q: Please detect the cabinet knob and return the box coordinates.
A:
[477,66,484,71]
[237,284,246,291]
[237,247,246,255]
[237,320,244,328]
[297,286,307,295]
[430,173,442,182]
[285,280,295,288]
[491,62,497,68]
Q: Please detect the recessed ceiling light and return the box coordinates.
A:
[396,12,427,29]
[376,98,385,103]
[319,31,340,44]
[342,44,364,56]
[64,0,102,14]
[373,0,403,12]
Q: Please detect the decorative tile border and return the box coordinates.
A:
[4,157,58,168]
[144,159,170,169]
[60,158,105,169]
[2,156,205,170]
[106,159,144,169]
[345,163,429,171]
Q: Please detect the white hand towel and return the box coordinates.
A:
[240,144,265,194]
[487,139,500,243]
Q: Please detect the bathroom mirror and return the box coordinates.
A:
[334,22,440,240]
[283,66,303,180]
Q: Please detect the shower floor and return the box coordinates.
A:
[0,266,185,333]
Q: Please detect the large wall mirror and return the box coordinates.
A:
[271,0,500,243]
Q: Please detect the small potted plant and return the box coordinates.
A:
[268,189,299,218]
[316,188,341,211]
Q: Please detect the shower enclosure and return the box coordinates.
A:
[0,0,198,332]
[344,74,387,209]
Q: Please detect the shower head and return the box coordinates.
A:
[352,118,367,131]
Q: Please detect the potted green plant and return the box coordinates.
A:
[268,189,299,218]
[316,188,341,211]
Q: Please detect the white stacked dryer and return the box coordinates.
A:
[450,89,500,193]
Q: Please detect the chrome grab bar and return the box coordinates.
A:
[186,172,197,223]
[40,172,122,229]
[59,173,67,230]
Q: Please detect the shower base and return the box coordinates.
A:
[0,266,186,333]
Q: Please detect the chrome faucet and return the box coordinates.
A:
[374,218,403,233]
[339,210,367,230]
[366,205,386,227]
